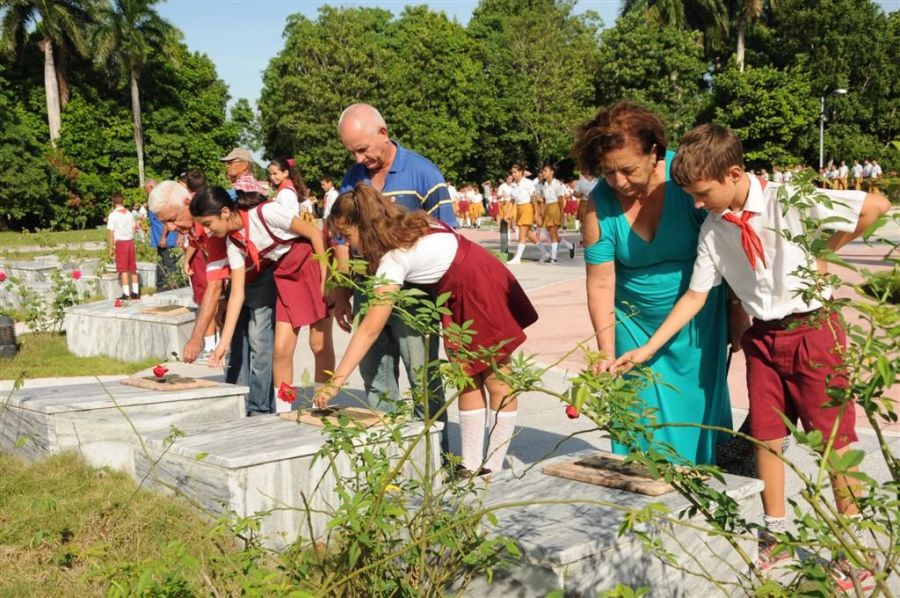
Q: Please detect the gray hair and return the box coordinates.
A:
[148,180,190,214]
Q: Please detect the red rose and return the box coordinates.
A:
[114,299,123,307]
[0,271,6,283]
[565,405,580,419]
[277,382,297,404]
[152,364,169,378]
[71,269,82,280]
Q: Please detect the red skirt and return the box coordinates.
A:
[565,198,579,215]
[189,250,208,304]
[488,202,500,218]
[114,239,136,273]
[435,235,538,376]
[273,240,327,329]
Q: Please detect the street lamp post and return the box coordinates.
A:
[819,88,848,170]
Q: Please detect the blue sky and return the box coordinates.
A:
[157,0,900,111]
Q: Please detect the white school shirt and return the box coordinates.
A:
[375,227,459,286]
[689,174,865,321]
[509,177,536,205]
[852,163,863,179]
[274,186,300,216]
[497,182,512,201]
[537,178,567,202]
[107,207,135,241]
[323,188,339,219]
[838,164,849,178]
[574,175,597,198]
[226,202,298,270]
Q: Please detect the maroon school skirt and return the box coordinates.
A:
[273,240,327,329]
[435,235,538,376]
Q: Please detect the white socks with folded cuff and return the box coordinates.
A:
[203,335,216,351]
[459,408,518,473]
[485,410,517,472]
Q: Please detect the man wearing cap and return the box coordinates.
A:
[331,103,455,455]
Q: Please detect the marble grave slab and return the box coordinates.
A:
[134,415,444,549]
[0,378,248,474]
[64,297,196,361]
[467,450,765,597]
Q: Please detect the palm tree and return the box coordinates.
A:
[621,0,730,55]
[93,0,179,187]
[734,0,775,72]
[1,0,92,146]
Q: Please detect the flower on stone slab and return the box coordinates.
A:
[152,364,169,379]
[114,299,123,307]
[0,271,6,283]
[71,269,82,280]
[278,382,297,404]
[565,404,580,419]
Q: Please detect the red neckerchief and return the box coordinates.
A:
[227,210,262,272]
[722,176,769,271]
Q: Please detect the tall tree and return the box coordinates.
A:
[230,98,261,153]
[469,0,600,170]
[0,0,92,145]
[733,0,775,72]
[621,0,730,57]
[595,11,709,140]
[92,0,179,186]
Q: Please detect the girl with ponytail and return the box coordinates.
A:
[313,184,538,475]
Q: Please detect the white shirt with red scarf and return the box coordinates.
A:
[226,202,298,271]
[688,174,865,321]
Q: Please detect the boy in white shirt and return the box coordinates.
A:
[107,192,140,300]
[614,124,889,588]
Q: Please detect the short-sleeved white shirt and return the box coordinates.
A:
[510,177,536,205]
[497,182,512,201]
[323,188,339,219]
[852,163,863,178]
[574,175,597,198]
[274,186,299,216]
[375,228,458,286]
[107,207,135,241]
[689,175,866,321]
[226,202,298,270]
[537,178,567,202]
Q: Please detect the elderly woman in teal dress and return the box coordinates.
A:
[572,101,737,465]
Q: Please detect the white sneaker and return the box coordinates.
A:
[506,258,521,265]
[540,254,551,263]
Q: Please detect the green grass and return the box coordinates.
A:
[0,228,106,249]
[0,333,160,380]
[0,453,250,596]
[0,248,108,261]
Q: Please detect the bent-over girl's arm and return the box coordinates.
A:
[312,284,398,408]
[209,266,246,368]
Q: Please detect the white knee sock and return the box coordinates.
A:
[121,283,129,295]
[551,242,559,260]
[130,282,139,294]
[459,408,486,471]
[484,410,517,472]
[203,335,216,351]
[485,407,497,434]
[561,238,574,250]
[513,243,526,260]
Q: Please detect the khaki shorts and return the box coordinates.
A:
[543,202,563,227]
[515,203,534,227]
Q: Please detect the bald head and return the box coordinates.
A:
[338,103,395,174]
[338,103,387,137]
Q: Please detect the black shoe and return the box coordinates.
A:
[569,245,576,259]
[116,293,130,301]
[129,292,141,300]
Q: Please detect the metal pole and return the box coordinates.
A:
[819,95,825,170]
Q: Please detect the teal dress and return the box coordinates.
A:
[585,152,731,465]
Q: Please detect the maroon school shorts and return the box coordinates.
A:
[742,310,857,449]
[189,250,208,305]
[114,239,136,273]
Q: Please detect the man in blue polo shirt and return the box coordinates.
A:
[332,103,455,455]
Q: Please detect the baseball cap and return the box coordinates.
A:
[220,147,255,163]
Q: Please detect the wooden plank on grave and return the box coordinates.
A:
[120,376,220,392]
[278,406,384,428]
[140,305,190,316]
[542,452,676,496]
